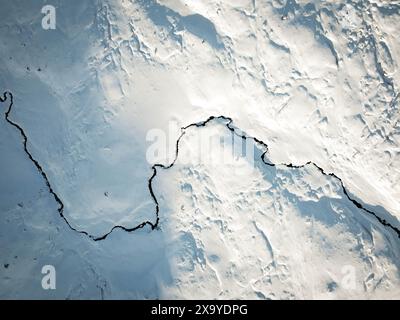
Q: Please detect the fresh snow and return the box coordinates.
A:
[0,0,400,299]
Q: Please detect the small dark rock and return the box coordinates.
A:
[327,281,338,292]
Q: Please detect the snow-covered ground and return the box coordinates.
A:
[0,0,399,299]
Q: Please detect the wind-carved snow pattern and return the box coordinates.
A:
[2,91,399,241]
[1,0,400,299]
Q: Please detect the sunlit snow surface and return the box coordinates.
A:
[1,0,400,299]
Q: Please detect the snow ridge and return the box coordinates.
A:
[2,90,399,241]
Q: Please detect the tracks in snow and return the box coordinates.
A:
[1,90,399,241]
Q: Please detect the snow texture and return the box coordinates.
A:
[1,0,400,299]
